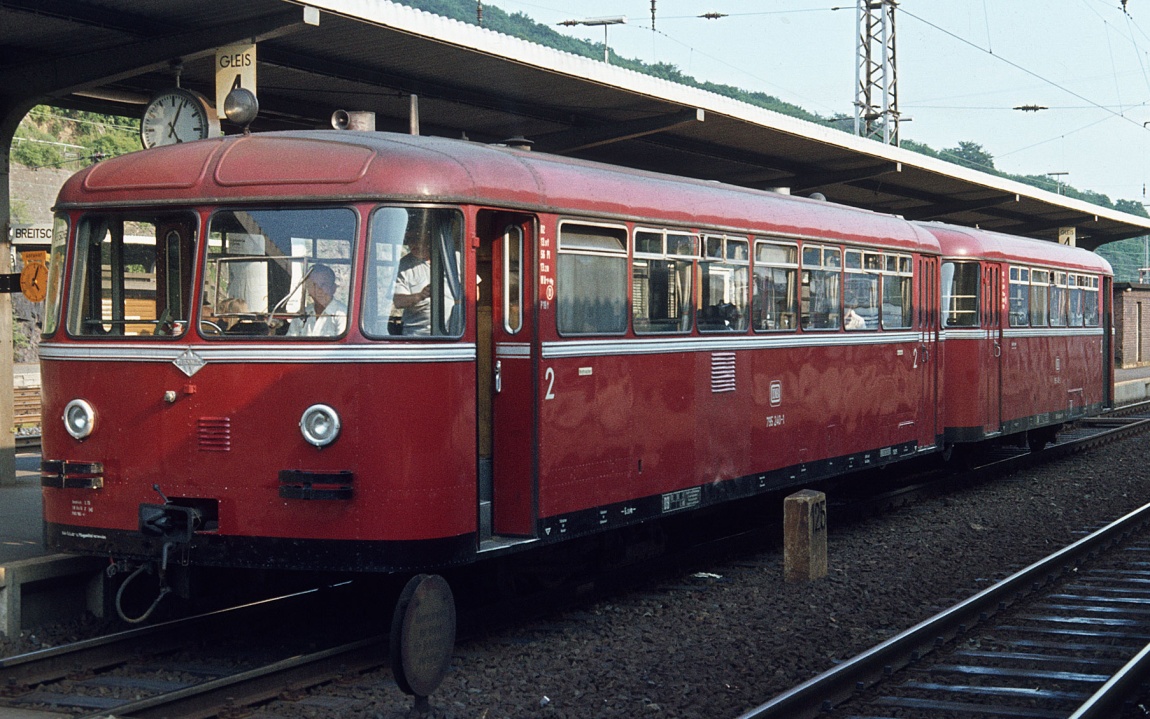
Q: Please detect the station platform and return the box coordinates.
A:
[1115,365,1150,404]
[0,451,47,564]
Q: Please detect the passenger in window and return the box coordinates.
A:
[288,264,347,337]
[217,297,248,331]
[702,302,741,330]
[845,305,866,330]
[393,233,434,335]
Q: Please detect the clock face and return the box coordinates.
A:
[20,263,47,303]
[141,88,220,148]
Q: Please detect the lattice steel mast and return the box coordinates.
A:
[855,0,899,145]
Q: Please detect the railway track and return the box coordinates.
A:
[738,409,1150,719]
[0,583,390,719]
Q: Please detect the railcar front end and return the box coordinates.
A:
[41,200,480,576]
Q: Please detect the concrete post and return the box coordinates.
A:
[0,97,31,487]
[784,489,828,583]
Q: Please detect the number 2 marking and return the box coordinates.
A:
[544,367,556,400]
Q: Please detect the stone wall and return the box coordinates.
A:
[10,164,72,225]
[10,164,72,363]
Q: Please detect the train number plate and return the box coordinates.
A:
[661,487,701,513]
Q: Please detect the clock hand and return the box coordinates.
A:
[167,102,184,138]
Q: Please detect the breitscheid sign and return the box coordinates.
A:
[9,224,52,247]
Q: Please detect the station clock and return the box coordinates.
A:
[140,88,220,148]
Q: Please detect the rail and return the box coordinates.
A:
[0,584,365,716]
[737,415,1150,719]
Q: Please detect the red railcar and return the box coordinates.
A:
[39,131,1110,587]
[926,223,1112,450]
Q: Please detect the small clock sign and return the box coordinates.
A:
[19,251,48,303]
[140,88,220,148]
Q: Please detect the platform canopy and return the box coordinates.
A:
[3,0,1150,250]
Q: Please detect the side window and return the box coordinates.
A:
[362,207,463,338]
[753,240,798,331]
[844,249,878,330]
[67,212,197,338]
[699,234,749,332]
[556,222,628,335]
[1068,274,1085,327]
[1030,269,1049,327]
[801,244,841,330]
[1008,266,1029,327]
[202,208,357,339]
[1050,272,1067,327]
[633,228,695,334]
[941,261,979,328]
[1084,276,1100,326]
[883,254,914,329]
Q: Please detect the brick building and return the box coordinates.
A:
[1114,282,1150,368]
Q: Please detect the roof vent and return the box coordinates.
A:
[500,136,534,151]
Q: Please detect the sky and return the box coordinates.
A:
[480,0,1150,210]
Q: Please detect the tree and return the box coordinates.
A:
[941,141,996,172]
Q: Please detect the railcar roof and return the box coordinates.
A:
[917,221,1112,275]
[57,130,939,254]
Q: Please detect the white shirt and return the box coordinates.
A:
[844,309,866,330]
[395,255,432,335]
[288,298,348,337]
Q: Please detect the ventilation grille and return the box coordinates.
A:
[197,417,232,452]
[711,352,736,393]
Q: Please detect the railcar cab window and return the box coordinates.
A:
[556,222,628,335]
[752,240,798,331]
[200,208,355,338]
[800,244,841,330]
[633,229,696,334]
[363,207,464,338]
[66,212,197,338]
[699,234,749,332]
[1008,266,1030,327]
[43,215,69,337]
[941,262,979,328]
[882,254,914,329]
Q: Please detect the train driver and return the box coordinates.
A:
[287,264,347,337]
[392,232,436,335]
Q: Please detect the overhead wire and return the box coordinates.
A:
[899,6,1150,132]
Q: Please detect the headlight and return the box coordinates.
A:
[300,404,341,447]
[63,399,96,440]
